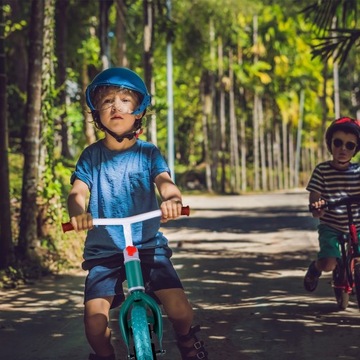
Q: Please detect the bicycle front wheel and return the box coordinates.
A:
[333,263,349,310]
[131,304,154,360]
[354,262,360,310]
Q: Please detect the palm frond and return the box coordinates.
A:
[301,0,358,67]
[311,29,360,67]
[302,0,357,35]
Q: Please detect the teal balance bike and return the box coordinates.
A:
[62,207,190,359]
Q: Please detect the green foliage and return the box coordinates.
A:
[0,266,25,289]
[9,152,23,199]
[67,98,88,153]
[6,85,27,146]
[54,160,73,200]
[8,150,83,276]
[78,35,101,66]
[35,157,84,272]
[5,0,360,276]
[3,3,27,37]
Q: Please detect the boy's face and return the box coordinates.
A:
[96,87,142,135]
[331,130,358,167]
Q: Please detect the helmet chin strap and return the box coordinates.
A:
[103,126,138,143]
[93,112,142,143]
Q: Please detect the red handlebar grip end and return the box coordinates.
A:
[62,222,74,233]
[181,206,190,216]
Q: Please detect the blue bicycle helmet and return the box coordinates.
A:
[85,67,151,115]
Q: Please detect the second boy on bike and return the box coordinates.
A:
[304,117,360,292]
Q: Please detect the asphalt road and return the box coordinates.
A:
[1,191,360,360]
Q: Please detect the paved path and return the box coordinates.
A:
[1,191,360,360]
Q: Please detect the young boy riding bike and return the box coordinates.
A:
[67,67,208,360]
[304,117,360,292]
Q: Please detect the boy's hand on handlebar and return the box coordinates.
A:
[160,199,183,223]
[310,199,326,218]
[70,213,94,231]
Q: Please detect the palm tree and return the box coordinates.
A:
[302,0,359,67]
[18,0,44,258]
[0,0,14,268]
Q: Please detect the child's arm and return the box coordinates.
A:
[67,179,93,231]
[154,172,183,222]
[309,190,325,218]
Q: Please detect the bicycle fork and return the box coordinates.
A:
[334,226,360,294]
[333,234,353,294]
[118,227,164,358]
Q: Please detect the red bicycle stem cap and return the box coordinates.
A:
[126,246,137,256]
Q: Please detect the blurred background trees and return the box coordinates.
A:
[0,0,359,275]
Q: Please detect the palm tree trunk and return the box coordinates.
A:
[229,49,240,193]
[55,0,72,158]
[81,61,96,145]
[115,0,128,67]
[267,132,274,191]
[258,98,266,191]
[294,90,304,188]
[253,94,260,190]
[282,119,288,189]
[274,123,283,189]
[18,0,45,256]
[99,0,113,69]
[143,0,157,145]
[252,15,259,191]
[0,0,14,268]
[200,71,213,193]
[218,36,226,193]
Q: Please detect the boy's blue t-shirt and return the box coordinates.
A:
[71,139,170,260]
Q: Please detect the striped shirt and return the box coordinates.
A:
[306,161,360,232]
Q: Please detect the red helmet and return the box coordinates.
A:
[325,117,360,153]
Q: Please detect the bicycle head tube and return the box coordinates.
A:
[123,246,145,292]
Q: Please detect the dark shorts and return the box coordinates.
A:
[83,245,183,308]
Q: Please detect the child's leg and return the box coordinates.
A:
[304,257,338,292]
[317,257,337,272]
[84,297,115,358]
[155,288,193,334]
[317,224,342,272]
[155,288,208,360]
[305,224,343,292]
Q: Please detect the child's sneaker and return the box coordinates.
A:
[304,261,322,292]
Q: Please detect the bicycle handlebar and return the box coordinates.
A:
[309,195,360,211]
[62,206,190,233]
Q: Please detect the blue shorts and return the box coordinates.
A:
[83,245,183,308]
[317,224,360,259]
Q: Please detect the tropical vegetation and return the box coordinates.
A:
[0,0,359,284]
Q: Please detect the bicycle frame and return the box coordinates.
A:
[118,211,165,359]
[62,206,190,359]
[338,202,359,291]
[313,196,360,309]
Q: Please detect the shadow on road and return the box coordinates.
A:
[163,206,316,234]
[169,248,360,360]
[1,195,360,360]
[0,272,90,360]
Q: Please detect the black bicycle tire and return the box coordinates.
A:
[131,304,154,360]
[354,262,360,310]
[333,287,350,310]
[333,263,349,310]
